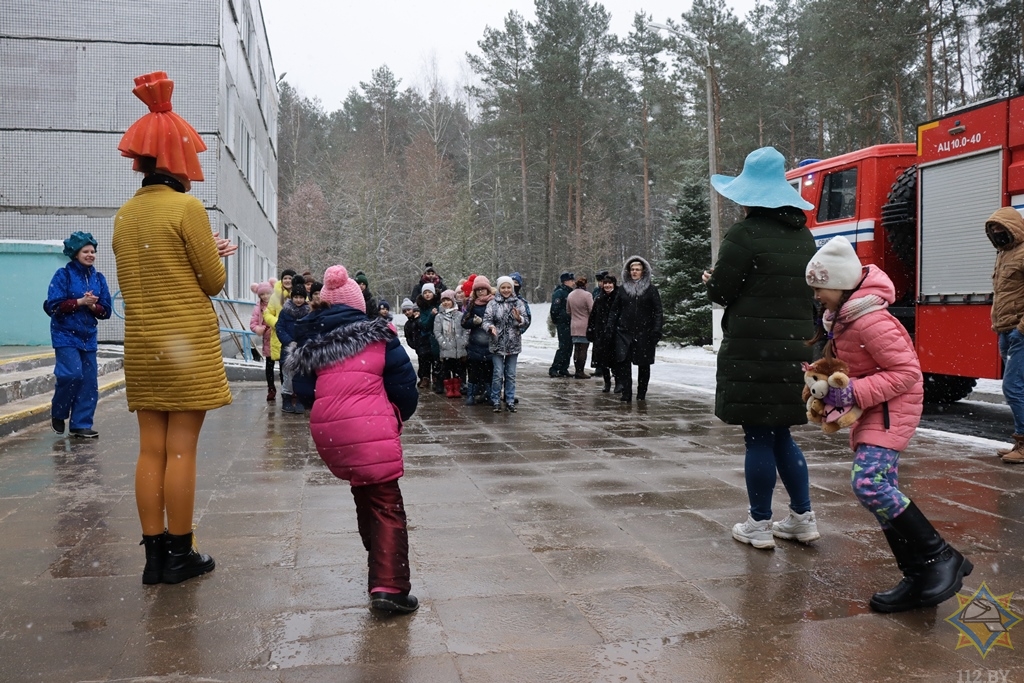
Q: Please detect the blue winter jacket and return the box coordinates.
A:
[276,300,311,353]
[291,304,418,417]
[44,260,112,351]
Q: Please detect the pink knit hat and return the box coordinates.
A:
[472,275,492,291]
[321,265,366,312]
[440,289,457,303]
[251,278,276,296]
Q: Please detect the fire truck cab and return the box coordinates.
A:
[785,93,1024,403]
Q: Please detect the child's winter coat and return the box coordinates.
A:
[434,306,469,359]
[416,296,440,357]
[287,304,418,486]
[249,299,271,357]
[275,299,311,352]
[483,291,530,355]
[461,299,493,362]
[828,265,923,452]
[403,315,419,350]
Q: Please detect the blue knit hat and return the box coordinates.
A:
[63,231,98,259]
[510,271,523,286]
[711,146,813,210]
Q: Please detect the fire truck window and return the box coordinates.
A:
[816,168,857,222]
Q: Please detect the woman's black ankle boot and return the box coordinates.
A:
[141,533,166,585]
[162,531,216,584]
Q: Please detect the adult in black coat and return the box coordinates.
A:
[586,275,618,392]
[703,146,818,551]
[608,256,663,402]
[409,262,446,302]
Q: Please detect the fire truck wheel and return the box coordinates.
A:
[881,166,917,278]
[923,374,977,404]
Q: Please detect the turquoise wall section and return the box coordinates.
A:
[0,241,71,346]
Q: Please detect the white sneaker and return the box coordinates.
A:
[732,516,775,549]
[772,510,821,543]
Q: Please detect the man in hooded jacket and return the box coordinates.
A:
[987,207,1024,463]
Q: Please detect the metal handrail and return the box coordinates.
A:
[111,291,263,361]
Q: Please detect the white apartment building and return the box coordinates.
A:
[0,0,279,342]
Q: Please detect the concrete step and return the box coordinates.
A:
[0,356,123,407]
[0,370,126,439]
[0,351,55,375]
[0,341,265,438]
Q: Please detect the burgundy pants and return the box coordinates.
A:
[351,479,411,594]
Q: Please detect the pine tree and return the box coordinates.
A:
[657,171,712,346]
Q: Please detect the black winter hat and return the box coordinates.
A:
[559,271,575,283]
[290,276,307,299]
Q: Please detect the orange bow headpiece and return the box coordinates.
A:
[118,71,206,181]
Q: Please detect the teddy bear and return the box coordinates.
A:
[802,357,863,434]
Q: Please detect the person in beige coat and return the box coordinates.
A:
[987,206,1024,463]
[566,277,594,378]
[113,71,237,585]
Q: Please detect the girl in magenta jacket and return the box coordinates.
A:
[285,265,420,614]
[805,236,971,614]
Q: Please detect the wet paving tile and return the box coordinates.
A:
[418,553,560,601]
[261,605,449,668]
[535,546,683,592]
[571,582,740,641]
[2,369,1022,681]
[507,516,641,551]
[411,521,528,561]
[433,593,603,655]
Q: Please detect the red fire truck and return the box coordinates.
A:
[786,92,1024,402]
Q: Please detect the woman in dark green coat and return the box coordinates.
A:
[703,146,819,552]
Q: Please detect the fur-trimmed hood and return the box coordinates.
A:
[286,315,396,377]
[620,255,653,297]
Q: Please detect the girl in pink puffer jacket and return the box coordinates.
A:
[285,265,420,615]
[804,236,971,614]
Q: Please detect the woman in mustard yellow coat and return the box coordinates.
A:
[113,71,236,585]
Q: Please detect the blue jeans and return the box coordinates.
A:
[999,330,1024,434]
[742,425,812,521]
[491,353,518,406]
[52,346,98,430]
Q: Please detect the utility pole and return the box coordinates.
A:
[705,43,720,267]
[650,22,723,349]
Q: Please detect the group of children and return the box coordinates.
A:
[401,274,531,413]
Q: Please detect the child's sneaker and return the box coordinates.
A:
[506,402,517,413]
[732,516,775,549]
[772,510,820,543]
[493,402,502,413]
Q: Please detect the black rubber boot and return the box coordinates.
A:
[370,591,419,614]
[140,533,166,585]
[871,502,972,612]
[869,526,919,612]
[602,373,611,393]
[162,531,216,584]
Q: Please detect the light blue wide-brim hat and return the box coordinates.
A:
[710,146,813,210]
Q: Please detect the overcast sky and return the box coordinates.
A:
[260,0,761,109]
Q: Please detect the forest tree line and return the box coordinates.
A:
[276,0,1023,342]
